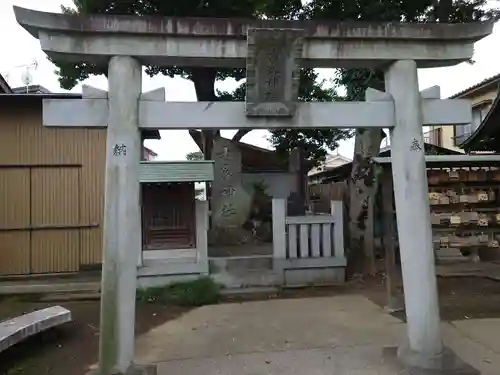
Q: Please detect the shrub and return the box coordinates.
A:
[136,277,220,307]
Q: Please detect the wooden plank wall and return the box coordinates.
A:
[0,100,105,275]
[309,182,348,213]
[142,183,196,250]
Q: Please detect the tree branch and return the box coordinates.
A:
[232,129,251,142]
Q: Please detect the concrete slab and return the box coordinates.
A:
[451,319,500,354]
[157,345,409,375]
[133,296,500,375]
[0,279,100,295]
[384,346,480,375]
[135,295,405,364]
[436,261,500,281]
[442,319,500,375]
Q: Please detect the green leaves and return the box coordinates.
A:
[310,0,500,126]
[54,0,500,163]
[186,151,204,161]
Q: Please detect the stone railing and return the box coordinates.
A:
[272,198,346,286]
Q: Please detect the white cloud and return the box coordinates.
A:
[2,0,499,160]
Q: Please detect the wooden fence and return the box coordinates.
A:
[309,181,349,213]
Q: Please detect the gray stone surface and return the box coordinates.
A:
[441,320,500,375]
[385,60,442,359]
[284,267,345,287]
[14,6,493,68]
[450,319,500,355]
[132,296,499,375]
[100,55,142,375]
[0,280,100,295]
[0,306,72,353]
[87,363,157,375]
[245,28,303,117]
[210,136,251,230]
[157,345,409,375]
[44,99,471,130]
[135,296,404,364]
[384,346,480,375]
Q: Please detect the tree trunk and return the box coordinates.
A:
[190,68,218,159]
[348,128,384,276]
[189,68,219,226]
[437,0,453,22]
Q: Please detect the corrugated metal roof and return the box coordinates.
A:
[139,161,214,183]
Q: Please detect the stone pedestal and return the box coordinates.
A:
[87,363,157,375]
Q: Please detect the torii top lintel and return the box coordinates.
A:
[14,6,493,69]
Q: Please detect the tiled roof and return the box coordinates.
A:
[144,146,157,156]
[461,86,500,151]
[12,84,51,94]
[449,73,500,98]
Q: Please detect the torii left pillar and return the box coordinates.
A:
[99,56,142,375]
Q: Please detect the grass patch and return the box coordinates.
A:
[136,277,220,307]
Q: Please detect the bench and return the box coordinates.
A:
[0,306,72,353]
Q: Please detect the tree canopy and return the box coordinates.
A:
[185,151,204,161]
[306,0,500,102]
[55,0,499,166]
[55,0,351,166]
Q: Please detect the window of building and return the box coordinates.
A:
[423,127,442,147]
[454,102,492,146]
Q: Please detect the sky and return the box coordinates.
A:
[2,0,500,161]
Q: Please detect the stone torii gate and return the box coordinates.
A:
[14,6,493,375]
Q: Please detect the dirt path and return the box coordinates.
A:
[0,299,190,375]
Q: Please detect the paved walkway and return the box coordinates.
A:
[132,295,500,375]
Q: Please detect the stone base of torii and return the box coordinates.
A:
[13,6,493,375]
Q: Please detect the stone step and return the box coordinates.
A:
[436,248,468,261]
[220,286,280,297]
[209,256,273,273]
[212,269,279,289]
[0,281,101,296]
[38,292,101,303]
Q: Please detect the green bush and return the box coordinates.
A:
[136,277,220,307]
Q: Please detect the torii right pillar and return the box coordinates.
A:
[385,60,477,374]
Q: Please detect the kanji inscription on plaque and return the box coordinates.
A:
[245,28,304,117]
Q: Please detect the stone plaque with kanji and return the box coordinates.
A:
[245,28,304,117]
